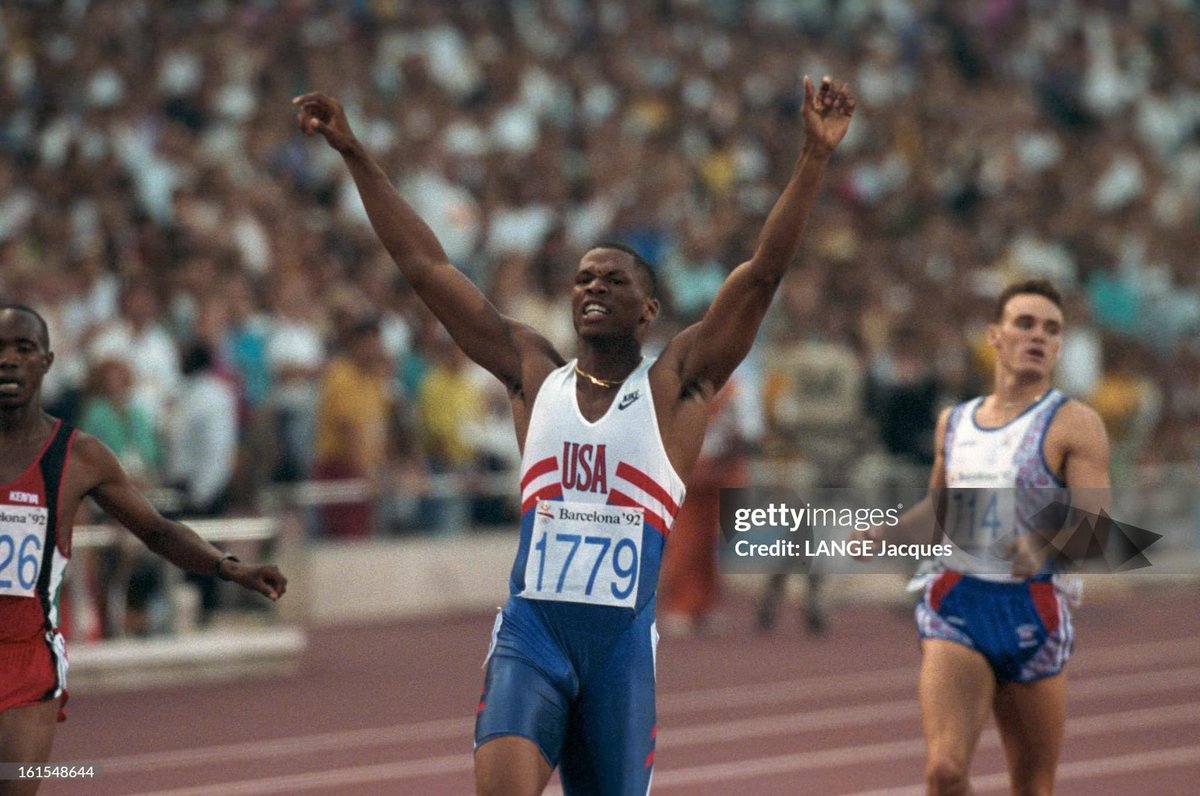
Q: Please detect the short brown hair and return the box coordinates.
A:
[993,278,1063,322]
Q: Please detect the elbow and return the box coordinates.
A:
[744,253,789,291]
[754,270,784,292]
[737,257,784,291]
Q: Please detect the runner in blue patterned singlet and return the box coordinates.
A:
[295,77,856,795]
[853,280,1111,796]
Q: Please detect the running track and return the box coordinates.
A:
[45,584,1200,795]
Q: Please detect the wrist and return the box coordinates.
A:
[339,137,366,159]
[801,140,834,161]
[215,553,241,581]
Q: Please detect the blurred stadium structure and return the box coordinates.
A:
[1,1,1198,683]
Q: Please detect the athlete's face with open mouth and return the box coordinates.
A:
[989,293,1063,382]
[571,249,657,340]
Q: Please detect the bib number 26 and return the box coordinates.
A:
[0,506,49,598]
[0,532,44,596]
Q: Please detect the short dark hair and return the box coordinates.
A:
[993,278,1063,322]
[0,303,50,349]
[589,241,658,298]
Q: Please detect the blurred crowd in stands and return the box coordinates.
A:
[1,0,1197,542]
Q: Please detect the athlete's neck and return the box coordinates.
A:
[575,340,643,387]
[0,405,51,438]
[989,373,1050,412]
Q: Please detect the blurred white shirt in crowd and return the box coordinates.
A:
[88,321,181,428]
[166,372,238,511]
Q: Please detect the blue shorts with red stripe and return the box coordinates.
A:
[915,573,1073,683]
[474,594,658,795]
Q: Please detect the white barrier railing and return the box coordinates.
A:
[68,460,1200,641]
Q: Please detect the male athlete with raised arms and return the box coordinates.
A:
[853,279,1111,795]
[0,304,287,796]
[295,75,854,795]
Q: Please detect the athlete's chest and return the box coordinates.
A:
[0,437,50,485]
[947,413,1065,486]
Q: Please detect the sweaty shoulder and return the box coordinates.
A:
[1044,398,1110,483]
[64,431,123,491]
[508,322,565,399]
[649,326,712,403]
[1048,398,1106,439]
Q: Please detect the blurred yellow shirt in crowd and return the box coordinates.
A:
[418,366,483,467]
[315,357,391,472]
[1089,372,1143,442]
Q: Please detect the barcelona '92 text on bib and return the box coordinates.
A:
[521,501,643,608]
[0,504,49,598]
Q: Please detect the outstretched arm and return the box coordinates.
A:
[670,76,855,393]
[850,407,951,553]
[79,436,286,601]
[293,93,541,389]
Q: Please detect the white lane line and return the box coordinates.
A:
[658,634,1200,713]
[124,700,1200,795]
[123,754,471,796]
[642,702,1200,793]
[843,744,1200,796]
[98,716,472,774]
[97,661,1200,775]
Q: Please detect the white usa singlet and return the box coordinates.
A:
[936,389,1070,581]
[509,358,686,613]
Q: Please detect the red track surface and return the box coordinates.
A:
[45,584,1200,795]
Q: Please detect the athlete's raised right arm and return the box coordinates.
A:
[293,92,541,389]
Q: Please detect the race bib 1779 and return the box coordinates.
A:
[0,505,49,598]
[521,501,643,608]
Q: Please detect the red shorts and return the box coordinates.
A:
[0,633,68,722]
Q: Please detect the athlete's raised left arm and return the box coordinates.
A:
[666,76,855,396]
[75,433,287,600]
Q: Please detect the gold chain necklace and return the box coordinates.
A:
[575,358,642,389]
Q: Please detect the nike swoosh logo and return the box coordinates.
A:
[618,391,640,410]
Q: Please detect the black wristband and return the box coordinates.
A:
[215,553,241,581]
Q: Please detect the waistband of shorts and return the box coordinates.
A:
[0,628,58,645]
[944,572,1053,592]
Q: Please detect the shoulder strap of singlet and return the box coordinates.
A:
[35,421,75,632]
[942,398,973,463]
